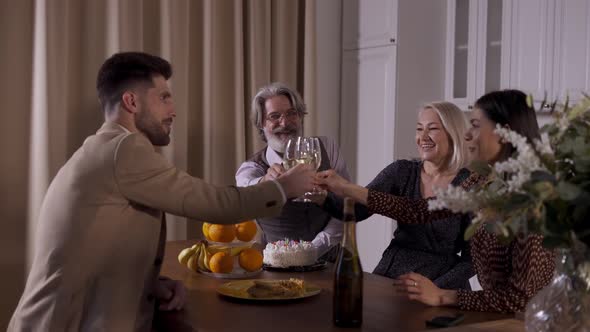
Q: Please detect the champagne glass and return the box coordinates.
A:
[282,136,318,202]
[305,137,328,202]
[283,137,298,171]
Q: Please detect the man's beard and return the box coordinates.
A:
[136,108,171,146]
[264,125,302,153]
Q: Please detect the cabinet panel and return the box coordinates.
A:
[342,0,398,50]
[446,0,506,110]
[340,47,396,272]
[552,0,590,103]
[483,0,504,93]
[507,0,554,102]
[445,0,478,110]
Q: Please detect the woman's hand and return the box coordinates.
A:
[315,169,351,197]
[393,272,458,307]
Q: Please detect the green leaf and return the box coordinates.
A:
[486,180,505,193]
[469,160,492,177]
[483,222,502,234]
[574,156,590,173]
[526,94,534,108]
[464,222,481,241]
[532,181,555,200]
[506,215,525,234]
[557,181,582,201]
[504,193,533,210]
[560,137,575,154]
[573,137,589,156]
[530,171,556,183]
[568,98,590,120]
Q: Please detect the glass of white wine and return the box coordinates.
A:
[306,137,327,201]
[283,136,320,202]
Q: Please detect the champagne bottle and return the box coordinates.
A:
[333,197,363,327]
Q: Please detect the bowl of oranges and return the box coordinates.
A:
[177,221,264,279]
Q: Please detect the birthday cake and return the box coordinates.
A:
[263,239,318,267]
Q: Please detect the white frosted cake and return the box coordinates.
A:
[263,239,317,267]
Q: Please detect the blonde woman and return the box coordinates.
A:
[318,102,474,290]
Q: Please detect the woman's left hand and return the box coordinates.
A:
[393,272,456,306]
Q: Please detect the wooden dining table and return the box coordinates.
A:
[157,240,520,332]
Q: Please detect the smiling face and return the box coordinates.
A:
[464,107,502,163]
[135,75,176,146]
[262,95,303,153]
[415,108,451,166]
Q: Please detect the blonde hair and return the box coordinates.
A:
[421,101,469,173]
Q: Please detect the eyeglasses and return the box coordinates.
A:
[265,110,300,123]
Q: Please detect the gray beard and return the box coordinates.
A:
[267,135,287,153]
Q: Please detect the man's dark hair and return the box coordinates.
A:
[96,52,172,111]
[474,89,541,161]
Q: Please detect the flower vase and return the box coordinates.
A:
[525,247,590,332]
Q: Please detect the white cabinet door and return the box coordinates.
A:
[506,0,554,104]
[552,0,590,104]
[446,0,507,110]
[342,0,398,50]
[445,0,479,110]
[340,46,396,272]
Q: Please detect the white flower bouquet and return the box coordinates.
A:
[429,96,590,249]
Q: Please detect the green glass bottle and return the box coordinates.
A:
[333,197,363,327]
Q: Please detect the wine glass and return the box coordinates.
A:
[282,136,319,202]
[305,137,328,202]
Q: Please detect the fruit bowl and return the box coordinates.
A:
[177,240,264,278]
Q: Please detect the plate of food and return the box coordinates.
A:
[217,278,321,301]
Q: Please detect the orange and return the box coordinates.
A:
[209,252,234,273]
[207,224,236,243]
[238,248,263,272]
[235,221,257,242]
[202,222,212,240]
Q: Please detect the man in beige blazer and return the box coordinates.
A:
[8,52,315,331]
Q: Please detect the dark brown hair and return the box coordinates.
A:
[474,89,541,162]
[96,52,172,111]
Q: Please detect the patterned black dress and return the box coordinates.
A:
[324,159,474,290]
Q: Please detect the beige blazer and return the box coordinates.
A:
[8,122,284,331]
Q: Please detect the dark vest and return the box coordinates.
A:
[249,137,332,243]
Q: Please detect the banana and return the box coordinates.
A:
[230,245,251,256]
[203,247,212,271]
[187,253,199,272]
[177,247,196,265]
[196,243,208,271]
[187,245,202,271]
[201,244,211,272]
[207,244,230,254]
[190,240,206,250]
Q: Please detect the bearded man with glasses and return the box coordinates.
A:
[236,82,350,260]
